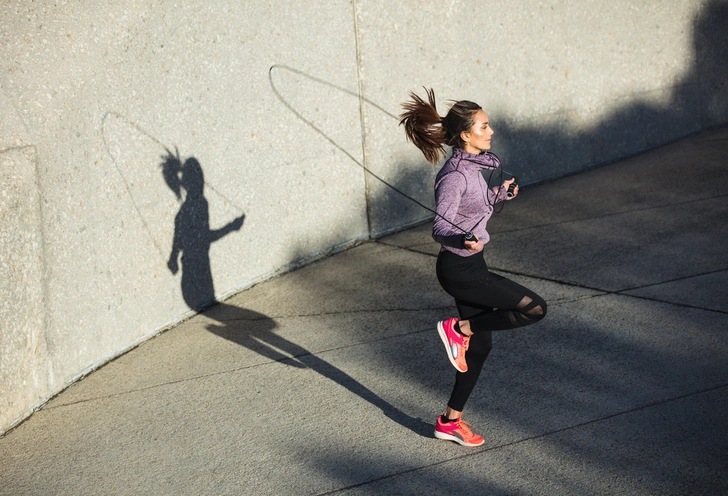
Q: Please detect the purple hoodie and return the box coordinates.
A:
[432,148,508,256]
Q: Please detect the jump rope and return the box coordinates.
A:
[106,68,518,252]
[269,65,519,244]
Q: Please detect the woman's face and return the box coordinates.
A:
[461,110,493,153]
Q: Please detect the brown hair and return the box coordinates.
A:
[399,87,482,164]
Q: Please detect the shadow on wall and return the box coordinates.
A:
[162,150,431,437]
[495,0,728,184]
[161,151,245,311]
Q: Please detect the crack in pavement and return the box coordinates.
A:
[490,266,728,315]
[41,327,433,411]
[616,267,728,292]
[375,243,725,314]
[210,305,454,322]
[492,193,728,236]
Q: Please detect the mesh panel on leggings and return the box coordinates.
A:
[508,296,546,327]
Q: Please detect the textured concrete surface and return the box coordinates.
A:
[0,147,51,431]
[0,128,726,495]
[0,0,367,431]
[2,0,727,434]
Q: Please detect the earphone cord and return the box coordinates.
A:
[450,151,516,215]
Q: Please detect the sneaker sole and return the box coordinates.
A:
[434,430,485,447]
[437,321,468,373]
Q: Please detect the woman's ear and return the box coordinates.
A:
[460,130,470,144]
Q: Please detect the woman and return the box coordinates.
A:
[400,88,547,447]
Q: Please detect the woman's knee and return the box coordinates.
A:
[531,296,547,321]
[517,293,547,322]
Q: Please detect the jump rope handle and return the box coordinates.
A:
[507,176,519,199]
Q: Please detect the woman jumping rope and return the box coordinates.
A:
[400,88,547,447]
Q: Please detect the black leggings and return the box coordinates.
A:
[436,249,547,412]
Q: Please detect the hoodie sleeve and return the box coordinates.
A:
[432,171,467,248]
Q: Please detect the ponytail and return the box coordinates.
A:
[400,88,482,164]
[399,88,446,164]
[160,149,204,199]
[161,149,183,200]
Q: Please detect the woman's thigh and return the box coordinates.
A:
[447,275,542,313]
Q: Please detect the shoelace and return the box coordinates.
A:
[455,419,476,437]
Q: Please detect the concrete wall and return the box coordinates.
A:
[1,0,726,433]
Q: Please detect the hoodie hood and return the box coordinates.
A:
[450,147,501,170]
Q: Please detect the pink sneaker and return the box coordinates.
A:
[437,318,469,372]
[434,416,485,447]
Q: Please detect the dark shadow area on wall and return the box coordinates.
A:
[495,0,728,185]
[163,151,430,437]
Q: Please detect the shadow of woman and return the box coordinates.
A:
[203,302,432,436]
[162,152,245,311]
[162,151,430,437]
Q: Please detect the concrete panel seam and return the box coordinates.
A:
[0,82,33,143]
[491,264,728,316]
[31,144,54,401]
[269,65,414,235]
[351,0,372,235]
[614,291,728,316]
[0,144,53,436]
[495,192,728,237]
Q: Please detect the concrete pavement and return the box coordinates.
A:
[1,127,727,495]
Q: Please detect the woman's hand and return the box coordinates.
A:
[504,178,519,199]
[464,238,483,253]
[167,256,179,275]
